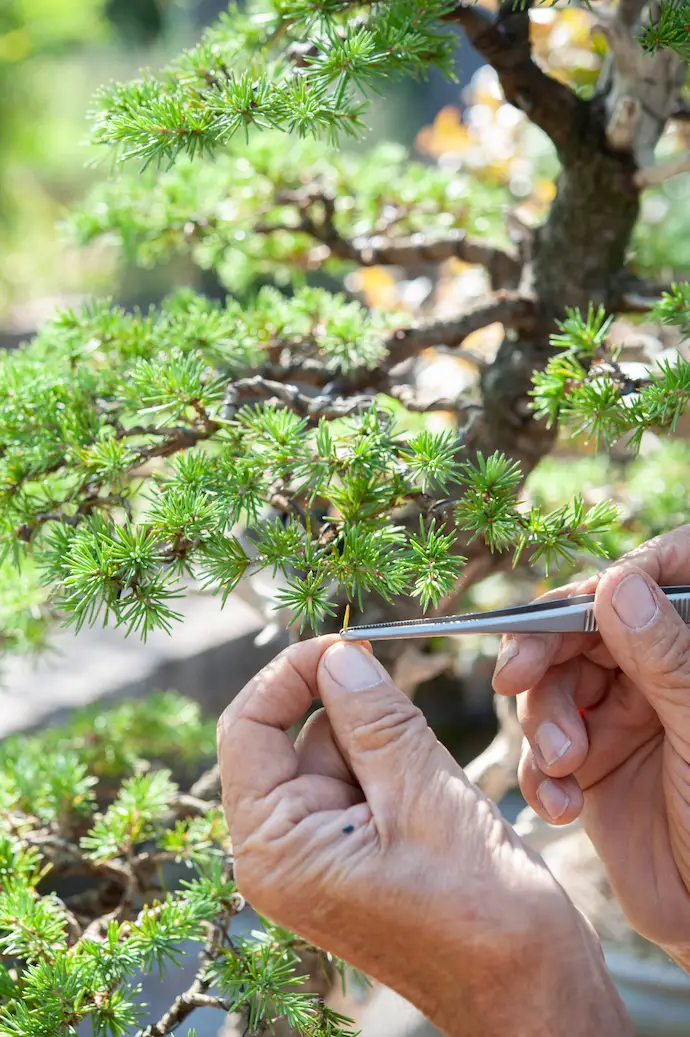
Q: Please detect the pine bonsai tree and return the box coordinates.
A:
[1,0,690,1033]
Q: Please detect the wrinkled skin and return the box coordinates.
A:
[493,526,690,968]
[218,637,631,1036]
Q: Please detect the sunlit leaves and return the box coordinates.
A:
[639,0,690,58]
[531,300,690,450]
[88,0,458,165]
[81,770,178,862]
[399,519,465,610]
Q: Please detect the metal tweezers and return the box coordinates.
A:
[340,585,690,642]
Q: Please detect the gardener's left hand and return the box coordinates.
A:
[217,636,631,1037]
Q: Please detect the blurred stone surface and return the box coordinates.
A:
[0,590,287,737]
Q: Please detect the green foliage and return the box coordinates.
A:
[639,0,690,58]
[88,0,458,164]
[0,694,360,1037]
[455,452,618,571]
[0,285,621,645]
[531,290,690,450]
[69,138,508,294]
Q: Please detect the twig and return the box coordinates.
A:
[610,271,673,313]
[262,190,522,288]
[27,832,132,888]
[171,792,218,816]
[190,764,221,801]
[137,911,233,1037]
[54,897,83,944]
[229,376,475,420]
[138,990,229,1036]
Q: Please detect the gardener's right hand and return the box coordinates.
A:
[218,637,632,1037]
[493,525,690,971]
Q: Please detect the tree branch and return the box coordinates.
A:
[348,229,521,287]
[670,101,690,121]
[138,990,229,1037]
[596,1,686,168]
[137,915,231,1037]
[464,694,523,802]
[384,292,536,370]
[635,151,690,188]
[444,1,585,157]
[228,375,477,419]
[257,206,521,289]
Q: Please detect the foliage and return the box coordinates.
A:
[640,0,690,59]
[0,693,360,1037]
[531,289,690,451]
[2,0,690,1034]
[88,0,460,164]
[0,282,627,641]
[69,137,509,295]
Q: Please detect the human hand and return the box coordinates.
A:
[493,525,690,968]
[218,636,631,1037]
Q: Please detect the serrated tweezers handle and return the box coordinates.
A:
[340,586,690,641]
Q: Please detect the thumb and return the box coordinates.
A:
[595,566,690,730]
[317,641,442,815]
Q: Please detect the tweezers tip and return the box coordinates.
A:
[339,627,363,640]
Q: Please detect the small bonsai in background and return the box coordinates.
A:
[1,0,689,1032]
[0,692,362,1036]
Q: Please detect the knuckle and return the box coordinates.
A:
[217,704,234,744]
[517,743,538,788]
[649,624,690,686]
[350,703,427,756]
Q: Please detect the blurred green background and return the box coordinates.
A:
[0,0,233,321]
[0,0,484,329]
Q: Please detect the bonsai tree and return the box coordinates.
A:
[1,0,689,1032]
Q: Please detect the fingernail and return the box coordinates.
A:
[324,643,385,691]
[493,638,519,678]
[612,574,658,630]
[535,722,572,768]
[537,780,569,821]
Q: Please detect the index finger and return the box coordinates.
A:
[494,524,690,696]
[492,574,607,696]
[217,635,339,829]
[615,524,690,585]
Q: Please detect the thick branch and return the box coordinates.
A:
[670,101,690,121]
[596,2,685,168]
[384,292,536,370]
[609,271,671,312]
[464,694,523,802]
[349,229,520,287]
[445,1,585,157]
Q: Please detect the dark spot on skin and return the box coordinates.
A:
[342,824,355,834]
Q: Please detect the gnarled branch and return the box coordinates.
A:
[445,1,585,158]
[385,292,536,370]
[257,200,521,289]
